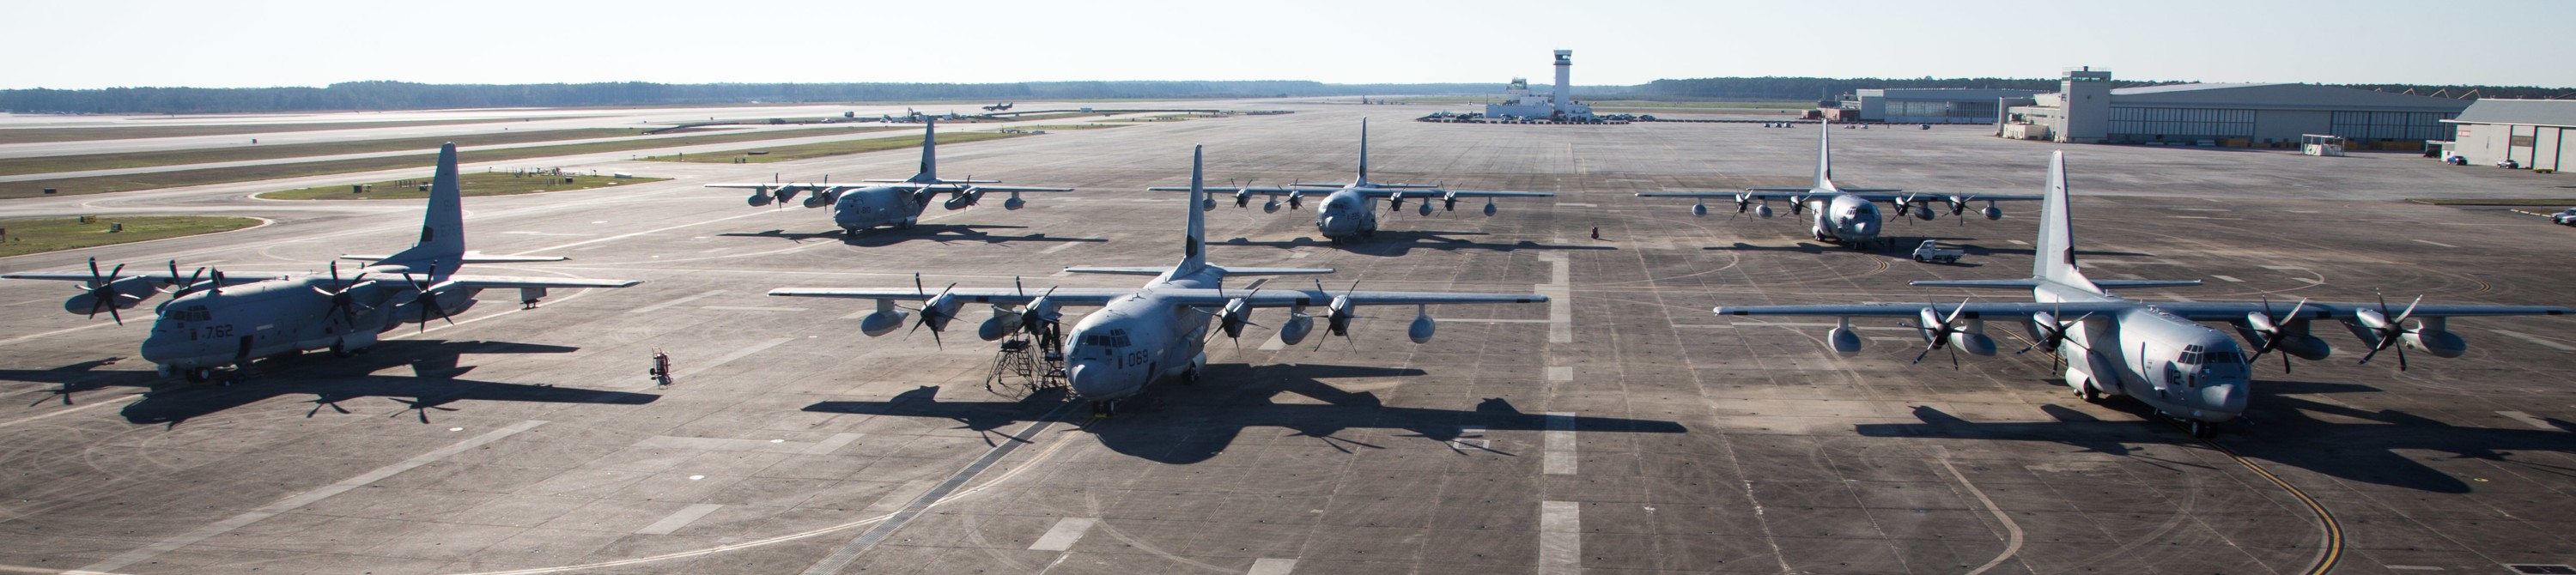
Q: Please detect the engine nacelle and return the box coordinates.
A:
[1217,298,1254,339]
[1003,191,1025,210]
[1235,189,1253,208]
[1443,193,1459,212]
[859,310,907,337]
[1482,200,1498,216]
[1417,201,1433,216]
[1406,308,1435,343]
[1691,202,1709,216]
[1278,312,1314,345]
[1287,191,1304,210]
[1326,296,1357,336]
[920,296,960,331]
[942,188,984,210]
[1388,191,1406,210]
[1754,204,1774,218]
[1982,204,2003,221]
[747,191,774,207]
[1826,324,1863,356]
[1022,296,1060,332]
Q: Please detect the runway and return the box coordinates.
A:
[3,102,2573,574]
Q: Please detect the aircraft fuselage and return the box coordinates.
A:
[832,186,931,232]
[1060,267,1221,401]
[1314,187,1377,241]
[140,267,476,373]
[1809,193,1883,247]
[2037,283,2251,423]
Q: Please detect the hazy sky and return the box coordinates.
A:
[8,0,2571,89]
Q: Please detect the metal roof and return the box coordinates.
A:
[2447,99,2576,128]
[2109,82,2284,95]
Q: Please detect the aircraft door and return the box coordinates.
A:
[237,335,255,363]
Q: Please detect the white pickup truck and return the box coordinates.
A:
[1911,239,1963,263]
[2552,208,2576,226]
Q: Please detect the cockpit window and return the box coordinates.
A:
[1078,330,1131,348]
[172,305,211,323]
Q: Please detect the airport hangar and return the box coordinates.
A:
[1999,68,2470,148]
[1840,88,2046,124]
[2443,98,2576,172]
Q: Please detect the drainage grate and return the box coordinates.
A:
[2508,565,2576,574]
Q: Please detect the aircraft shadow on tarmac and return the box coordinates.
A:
[720,225,1109,247]
[1856,379,2576,493]
[805,363,1687,464]
[0,340,657,426]
[1218,230,1616,257]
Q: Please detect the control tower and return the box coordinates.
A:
[1552,50,1573,117]
[1483,50,1594,121]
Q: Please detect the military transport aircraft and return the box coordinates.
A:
[768,145,1550,415]
[1638,118,2040,251]
[705,118,1074,234]
[1151,119,1555,243]
[2,143,640,383]
[1704,151,2570,439]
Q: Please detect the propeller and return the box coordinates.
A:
[1013,276,1063,335]
[1899,300,1977,368]
[1314,278,1366,351]
[2355,292,2422,370]
[2013,304,2097,355]
[74,257,135,325]
[900,273,960,349]
[161,260,209,298]
[309,260,374,328]
[397,260,455,332]
[2239,294,2312,372]
[1205,279,1269,348]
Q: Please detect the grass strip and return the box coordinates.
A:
[0,125,900,198]
[259,172,669,200]
[0,117,600,145]
[0,215,264,258]
[639,131,1035,163]
[0,128,653,177]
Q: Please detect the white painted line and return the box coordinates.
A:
[1041,242,1081,254]
[2210,275,2243,283]
[837,307,876,320]
[1539,501,1580,575]
[2007,239,2028,245]
[2172,207,2233,212]
[2382,566,2445,571]
[512,209,780,255]
[1258,333,1288,351]
[2489,329,2576,352]
[1941,457,2024,575]
[2292,277,2324,285]
[1028,517,1098,551]
[2410,239,2458,248]
[675,337,795,378]
[637,503,726,535]
[2260,265,2310,270]
[0,315,155,347]
[1544,412,1576,475]
[701,306,807,312]
[1442,318,1553,324]
[1248,558,1297,575]
[1698,322,1912,331]
[2156,291,2196,302]
[1552,203,1596,207]
[1547,366,1572,381]
[1540,253,1571,343]
[2497,411,2561,431]
[70,421,546,574]
[631,289,726,314]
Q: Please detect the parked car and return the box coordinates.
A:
[2552,208,2576,226]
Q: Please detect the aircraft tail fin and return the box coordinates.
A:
[1357,118,1370,185]
[906,118,938,185]
[2032,151,2099,292]
[1179,144,1208,275]
[380,142,466,273]
[1813,118,1835,190]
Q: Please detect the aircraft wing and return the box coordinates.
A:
[1148,186,1309,197]
[767,288,1134,306]
[1713,301,2134,320]
[2144,301,2573,322]
[1160,288,1546,307]
[704,183,873,191]
[442,275,640,289]
[1842,192,2044,203]
[3,270,291,284]
[1349,189,1552,199]
[339,254,568,263]
[1747,186,1902,193]
[1638,191,1814,200]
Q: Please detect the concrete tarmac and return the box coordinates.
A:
[2,103,2573,574]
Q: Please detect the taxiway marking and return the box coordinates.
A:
[1041,242,1082,254]
[1028,518,1098,551]
[637,503,726,535]
[635,433,866,453]
[512,209,779,255]
[701,306,806,312]
[2489,329,2576,352]
[2411,239,2458,248]
[2497,411,2561,431]
[1540,253,1571,343]
[1941,457,2024,575]
[1544,412,1576,475]
[1247,558,1298,575]
[1552,203,1596,208]
[800,408,1067,575]
[0,314,157,348]
[69,421,547,575]
[1258,333,1288,351]
[1443,318,1554,324]
[1539,500,1580,575]
[2381,566,2443,571]
[676,337,795,378]
[2210,275,2244,282]
[630,289,726,314]
[1547,366,1573,381]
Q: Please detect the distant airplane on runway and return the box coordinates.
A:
[765,145,1550,415]
[981,102,1014,112]
[1152,119,1555,244]
[2,143,640,383]
[1638,118,2040,251]
[1702,151,2570,439]
[705,118,1074,234]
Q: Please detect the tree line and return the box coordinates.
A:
[1639,76,2573,102]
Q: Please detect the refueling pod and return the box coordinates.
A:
[1406,305,1436,343]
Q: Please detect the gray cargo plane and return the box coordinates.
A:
[2,143,639,383]
[1639,119,2040,251]
[1151,119,1553,243]
[1706,151,2570,438]
[704,118,1073,234]
[769,145,1550,415]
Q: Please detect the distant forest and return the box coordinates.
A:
[1638,76,2576,102]
[4,76,2567,114]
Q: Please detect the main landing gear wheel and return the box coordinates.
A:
[1091,399,1119,417]
[2078,381,2103,402]
[2187,421,2216,439]
[183,367,213,384]
[1181,368,1199,386]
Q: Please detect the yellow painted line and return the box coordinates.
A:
[2203,438,2342,574]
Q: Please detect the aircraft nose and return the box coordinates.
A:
[2199,378,2249,421]
[1066,361,1133,400]
[1320,215,1346,233]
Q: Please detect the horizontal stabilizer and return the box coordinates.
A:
[1908,279,2043,289]
[2092,279,2204,288]
[341,254,569,263]
[1062,266,1172,275]
[1215,266,1336,275]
